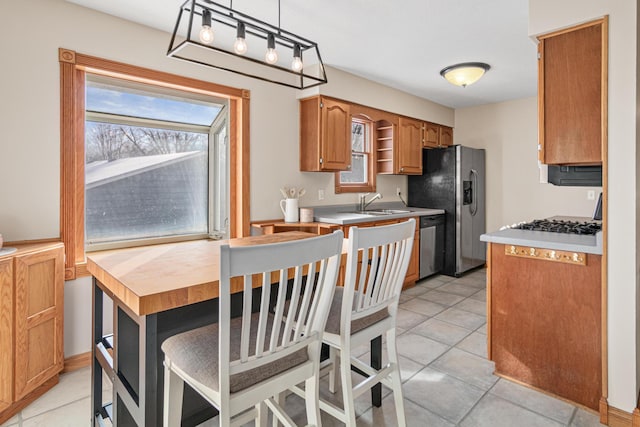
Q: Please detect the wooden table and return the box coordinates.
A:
[87,232,382,426]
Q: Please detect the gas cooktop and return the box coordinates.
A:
[513,219,601,235]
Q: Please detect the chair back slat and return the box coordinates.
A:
[295,262,316,337]
[269,271,288,351]
[240,274,253,361]
[218,231,343,393]
[281,266,301,346]
[255,271,272,357]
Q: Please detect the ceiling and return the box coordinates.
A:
[66,0,537,109]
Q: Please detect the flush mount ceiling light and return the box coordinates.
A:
[440,62,491,87]
[167,0,328,89]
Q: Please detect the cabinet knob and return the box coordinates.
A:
[347,164,351,169]
[400,167,404,172]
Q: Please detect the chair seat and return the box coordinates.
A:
[162,313,308,393]
[324,287,389,335]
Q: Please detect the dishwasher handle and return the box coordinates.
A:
[420,215,445,228]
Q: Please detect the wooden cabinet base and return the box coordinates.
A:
[488,243,601,410]
[0,375,59,425]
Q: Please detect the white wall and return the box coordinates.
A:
[455,97,601,233]
[0,0,453,356]
[530,0,638,413]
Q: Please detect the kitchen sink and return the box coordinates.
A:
[347,209,412,216]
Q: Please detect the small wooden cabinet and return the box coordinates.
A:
[423,122,453,149]
[396,117,423,175]
[300,96,352,171]
[439,126,453,147]
[537,18,607,165]
[0,242,64,424]
[423,122,440,148]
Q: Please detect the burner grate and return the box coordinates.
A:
[514,219,601,235]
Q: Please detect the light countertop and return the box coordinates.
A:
[310,202,444,225]
[480,216,603,255]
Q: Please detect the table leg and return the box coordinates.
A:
[370,335,382,407]
[91,279,104,424]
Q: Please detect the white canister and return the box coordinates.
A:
[299,208,314,223]
[280,198,299,223]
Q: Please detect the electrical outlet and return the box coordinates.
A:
[318,189,324,200]
[587,190,595,200]
[396,187,401,197]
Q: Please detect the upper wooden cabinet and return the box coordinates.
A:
[423,122,453,149]
[423,122,439,148]
[439,126,453,147]
[0,242,64,424]
[538,18,607,165]
[300,96,352,171]
[300,95,452,176]
[397,117,423,175]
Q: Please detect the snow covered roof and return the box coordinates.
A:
[86,151,205,188]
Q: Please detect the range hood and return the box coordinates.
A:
[547,165,602,187]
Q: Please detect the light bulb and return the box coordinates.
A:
[292,56,303,72]
[199,25,214,44]
[265,33,278,64]
[234,37,247,55]
[199,10,214,44]
[291,44,303,72]
[265,48,278,64]
[233,22,247,55]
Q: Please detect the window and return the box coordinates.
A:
[335,116,376,193]
[83,76,228,250]
[59,48,250,279]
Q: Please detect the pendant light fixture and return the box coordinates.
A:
[440,62,491,87]
[167,0,327,89]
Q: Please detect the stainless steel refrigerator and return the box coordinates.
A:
[408,145,486,277]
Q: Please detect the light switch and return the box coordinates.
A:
[587,190,595,200]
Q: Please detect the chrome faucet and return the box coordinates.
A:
[359,193,382,211]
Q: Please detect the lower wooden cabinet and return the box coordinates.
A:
[339,218,419,289]
[0,242,64,424]
[251,218,420,289]
[487,243,601,410]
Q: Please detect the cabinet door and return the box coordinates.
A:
[0,259,13,412]
[14,246,64,400]
[397,117,423,174]
[320,98,351,171]
[403,227,420,287]
[539,19,604,165]
[439,126,453,147]
[423,122,439,148]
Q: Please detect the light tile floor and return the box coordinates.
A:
[1,269,605,426]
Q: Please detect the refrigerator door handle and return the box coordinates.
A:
[470,169,479,216]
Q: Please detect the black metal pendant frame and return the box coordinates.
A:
[167,0,328,90]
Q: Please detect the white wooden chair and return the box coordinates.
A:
[161,231,344,427]
[320,219,415,426]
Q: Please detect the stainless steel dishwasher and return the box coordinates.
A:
[419,214,445,279]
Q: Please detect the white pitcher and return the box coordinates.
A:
[280,198,299,223]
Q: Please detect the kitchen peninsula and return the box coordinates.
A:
[480,218,603,410]
[87,232,332,426]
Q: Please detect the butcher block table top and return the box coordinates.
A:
[86,231,332,316]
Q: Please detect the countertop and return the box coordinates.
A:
[311,202,445,225]
[480,216,603,255]
[86,231,326,315]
